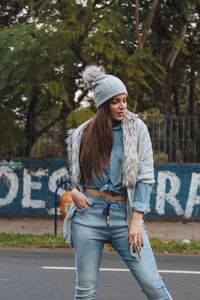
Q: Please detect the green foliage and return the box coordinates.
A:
[104,238,200,254]
[150,238,200,254]
[171,34,190,56]
[0,0,199,158]
[0,232,67,247]
[0,110,26,156]
[66,107,95,129]
[153,152,169,163]
[126,48,165,92]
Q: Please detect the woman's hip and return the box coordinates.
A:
[72,191,128,228]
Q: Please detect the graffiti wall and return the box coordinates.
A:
[0,159,200,221]
[149,164,200,221]
[0,159,69,218]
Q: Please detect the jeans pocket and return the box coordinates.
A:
[75,205,88,212]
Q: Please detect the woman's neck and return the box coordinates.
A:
[112,120,121,127]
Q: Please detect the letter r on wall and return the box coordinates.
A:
[156,171,184,216]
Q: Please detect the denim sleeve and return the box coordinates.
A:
[131,182,153,213]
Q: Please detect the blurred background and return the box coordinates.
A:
[0,0,199,163]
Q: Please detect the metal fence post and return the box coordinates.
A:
[54,179,71,235]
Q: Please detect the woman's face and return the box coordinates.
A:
[110,93,127,123]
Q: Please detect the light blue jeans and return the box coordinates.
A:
[71,192,172,300]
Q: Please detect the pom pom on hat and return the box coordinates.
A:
[82,65,105,89]
[82,64,128,108]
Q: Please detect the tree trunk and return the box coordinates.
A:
[133,0,159,112]
[172,85,179,116]
[189,57,195,116]
[189,55,195,161]
[19,86,39,157]
[162,24,187,115]
[162,68,172,115]
[24,113,37,157]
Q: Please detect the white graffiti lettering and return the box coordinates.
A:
[22,169,47,209]
[156,171,184,215]
[184,172,200,219]
[48,167,69,197]
[0,166,19,206]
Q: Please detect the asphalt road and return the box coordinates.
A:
[0,248,200,300]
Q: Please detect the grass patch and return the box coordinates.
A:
[150,238,200,254]
[0,233,199,254]
[104,239,200,254]
[0,232,68,248]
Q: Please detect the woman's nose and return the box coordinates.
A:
[120,101,125,108]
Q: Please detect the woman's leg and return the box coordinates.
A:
[111,224,172,300]
[71,220,105,300]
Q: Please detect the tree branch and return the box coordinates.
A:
[77,89,88,105]
[133,0,159,113]
[70,1,93,66]
[37,115,62,137]
[166,24,187,69]
[141,0,159,45]
[30,0,35,22]
[69,43,90,65]
[135,0,143,50]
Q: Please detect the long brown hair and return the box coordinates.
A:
[79,100,113,183]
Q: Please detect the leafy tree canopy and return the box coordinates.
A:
[0,0,199,158]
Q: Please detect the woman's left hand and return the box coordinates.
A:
[128,211,144,251]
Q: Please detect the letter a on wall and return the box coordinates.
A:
[184,173,200,219]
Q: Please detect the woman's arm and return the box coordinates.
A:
[129,210,144,250]
[129,182,153,250]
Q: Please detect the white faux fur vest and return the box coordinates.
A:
[66,109,154,188]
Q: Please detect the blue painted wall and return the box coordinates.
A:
[0,159,200,221]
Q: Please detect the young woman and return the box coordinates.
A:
[63,65,172,300]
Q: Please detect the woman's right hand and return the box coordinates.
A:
[71,188,93,210]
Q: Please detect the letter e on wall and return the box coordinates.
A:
[22,168,47,209]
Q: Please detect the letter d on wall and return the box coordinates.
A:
[156,171,184,216]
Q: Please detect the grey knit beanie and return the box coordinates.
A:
[82,65,128,108]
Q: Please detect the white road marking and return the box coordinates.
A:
[43,267,75,270]
[0,279,10,282]
[159,270,200,274]
[42,266,200,275]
